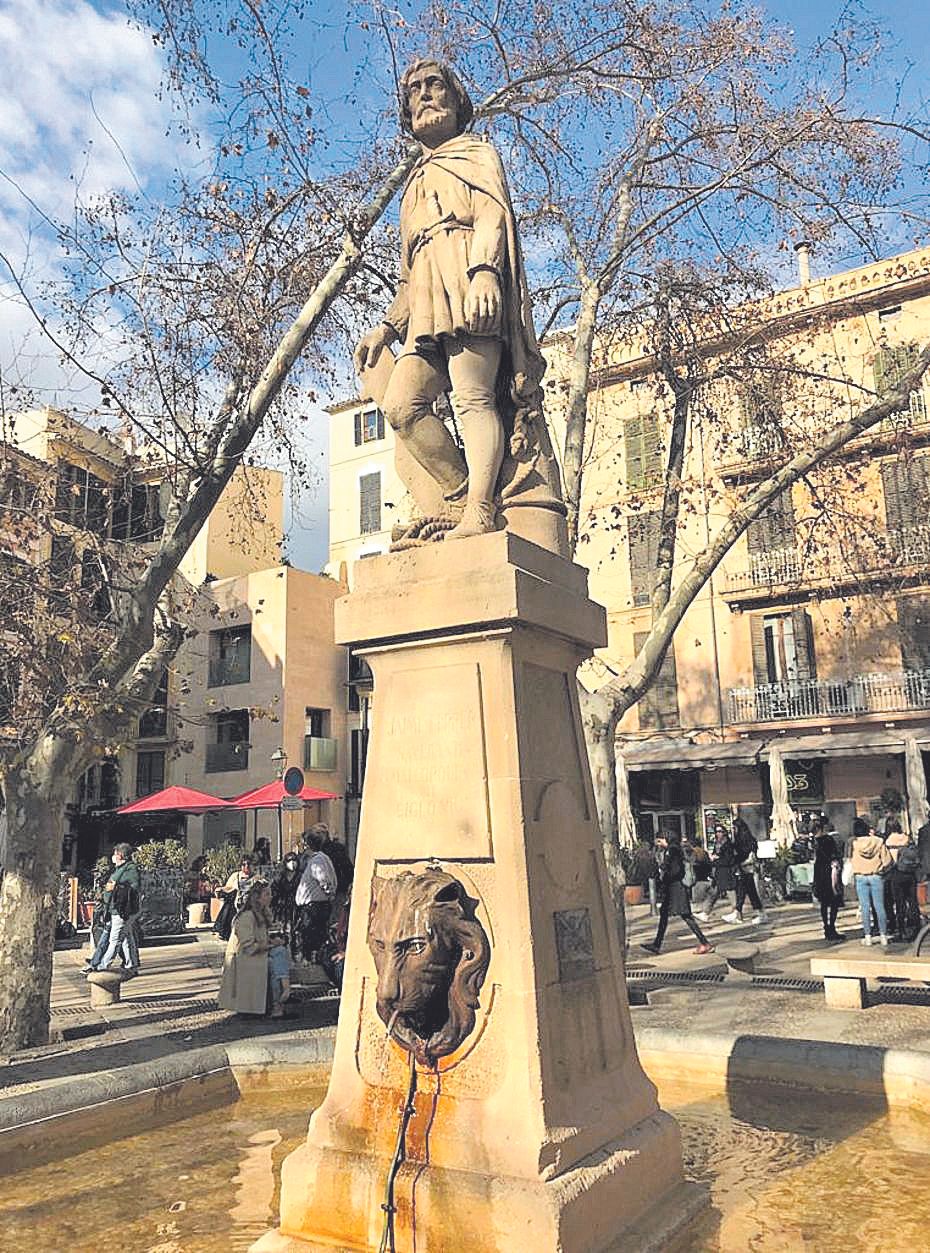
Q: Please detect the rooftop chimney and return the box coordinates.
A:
[794,240,812,286]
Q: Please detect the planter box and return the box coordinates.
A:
[918,881,929,907]
[187,903,209,927]
[624,885,645,906]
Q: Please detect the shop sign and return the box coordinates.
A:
[784,759,824,805]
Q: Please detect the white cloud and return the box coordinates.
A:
[0,0,180,400]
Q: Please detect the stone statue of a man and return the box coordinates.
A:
[354,59,565,550]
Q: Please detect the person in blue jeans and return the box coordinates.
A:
[83,843,142,975]
[850,817,892,947]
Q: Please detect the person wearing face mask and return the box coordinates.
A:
[272,850,303,958]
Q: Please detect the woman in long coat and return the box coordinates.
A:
[812,827,845,942]
[218,882,273,1015]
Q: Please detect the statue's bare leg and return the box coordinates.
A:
[445,336,503,539]
[381,350,468,504]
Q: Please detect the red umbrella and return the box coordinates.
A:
[230,780,340,809]
[116,785,235,815]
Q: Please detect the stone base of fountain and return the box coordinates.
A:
[252,533,699,1253]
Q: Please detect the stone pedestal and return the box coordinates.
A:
[253,533,697,1253]
[87,970,125,1008]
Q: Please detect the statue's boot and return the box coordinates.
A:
[446,498,499,539]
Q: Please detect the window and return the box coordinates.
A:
[206,709,250,772]
[135,750,165,798]
[304,706,337,771]
[633,631,680,730]
[874,343,927,421]
[881,456,929,535]
[747,489,796,554]
[739,376,785,459]
[359,471,381,535]
[208,626,251,687]
[897,595,930,672]
[48,536,76,610]
[0,551,33,624]
[623,413,663,492]
[138,669,169,738]
[80,547,112,621]
[111,479,165,542]
[0,649,19,725]
[350,727,369,796]
[54,462,108,532]
[81,757,120,809]
[627,510,661,607]
[347,651,373,712]
[354,407,386,445]
[750,610,816,686]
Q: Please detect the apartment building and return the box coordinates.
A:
[325,247,930,845]
[1,407,347,866]
[576,247,930,843]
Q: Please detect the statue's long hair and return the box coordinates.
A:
[426,879,491,1060]
[398,59,474,137]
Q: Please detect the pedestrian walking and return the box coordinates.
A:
[294,827,337,962]
[83,843,141,976]
[812,828,845,942]
[723,819,767,926]
[217,881,283,1016]
[851,816,892,946]
[695,825,738,922]
[683,834,713,915]
[640,832,714,956]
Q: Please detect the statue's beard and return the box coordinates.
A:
[412,106,457,145]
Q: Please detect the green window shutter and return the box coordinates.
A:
[628,510,661,607]
[790,608,817,682]
[642,413,663,487]
[747,489,795,554]
[897,595,930,671]
[624,415,644,491]
[376,409,385,440]
[749,615,770,686]
[633,630,680,731]
[359,472,381,535]
[882,456,928,534]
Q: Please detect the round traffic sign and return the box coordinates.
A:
[283,766,305,796]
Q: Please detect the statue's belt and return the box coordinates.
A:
[407,215,473,262]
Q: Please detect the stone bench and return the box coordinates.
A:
[718,941,760,980]
[810,956,930,1009]
[86,970,127,1008]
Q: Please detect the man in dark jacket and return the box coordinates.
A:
[83,843,141,975]
[641,832,714,956]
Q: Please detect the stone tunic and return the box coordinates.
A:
[385,153,507,350]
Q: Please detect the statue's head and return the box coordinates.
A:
[399,59,474,146]
[368,868,490,1065]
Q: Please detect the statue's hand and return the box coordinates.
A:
[464,269,501,335]
[354,324,395,374]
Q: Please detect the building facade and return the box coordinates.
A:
[572,247,930,844]
[1,407,348,868]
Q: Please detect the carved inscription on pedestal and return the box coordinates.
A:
[554,907,595,982]
[362,661,492,858]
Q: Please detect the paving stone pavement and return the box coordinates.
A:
[2,900,928,1104]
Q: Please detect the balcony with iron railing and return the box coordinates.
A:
[728,669,930,725]
[718,385,930,477]
[722,523,930,608]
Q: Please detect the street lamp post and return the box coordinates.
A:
[270,748,288,860]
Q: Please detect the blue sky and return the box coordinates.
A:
[1,0,928,571]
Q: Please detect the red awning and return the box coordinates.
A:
[116,785,235,815]
[230,780,340,809]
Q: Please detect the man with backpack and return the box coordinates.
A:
[83,842,141,976]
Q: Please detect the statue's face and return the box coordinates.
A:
[406,63,459,147]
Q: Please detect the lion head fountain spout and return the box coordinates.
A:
[367,868,491,1066]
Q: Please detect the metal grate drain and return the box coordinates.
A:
[626,967,824,994]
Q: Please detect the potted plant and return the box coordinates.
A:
[620,842,657,906]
